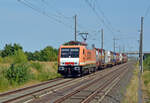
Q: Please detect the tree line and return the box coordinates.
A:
[0,43,58,62]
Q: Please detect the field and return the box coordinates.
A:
[0,43,61,93]
[0,61,61,93]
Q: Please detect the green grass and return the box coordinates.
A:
[36,72,61,81]
[142,56,150,103]
[1,56,14,64]
[122,67,138,103]
[142,70,150,101]
[0,66,9,92]
[0,61,61,93]
[30,62,43,71]
[0,57,3,62]
[0,73,9,92]
[143,72,150,86]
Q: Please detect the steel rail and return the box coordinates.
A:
[2,79,74,103]
[53,64,128,103]
[81,65,128,103]
[0,78,63,97]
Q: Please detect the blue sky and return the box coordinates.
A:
[0,0,150,52]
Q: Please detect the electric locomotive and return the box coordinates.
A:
[58,41,97,77]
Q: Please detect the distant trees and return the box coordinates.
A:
[41,46,58,61]
[0,43,58,62]
[1,43,22,57]
[25,46,58,61]
[0,50,2,57]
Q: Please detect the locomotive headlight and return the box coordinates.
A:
[74,67,80,71]
[59,67,64,70]
[74,62,77,65]
[61,62,65,65]
[74,62,79,65]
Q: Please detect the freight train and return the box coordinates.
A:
[58,41,128,77]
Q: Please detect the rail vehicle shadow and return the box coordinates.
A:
[63,75,81,78]
[61,63,124,79]
[62,70,98,78]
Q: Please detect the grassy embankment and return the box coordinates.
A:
[122,63,139,103]
[142,56,150,103]
[123,57,150,103]
[0,55,61,93]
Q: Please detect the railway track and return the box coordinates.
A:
[54,64,128,103]
[0,63,131,103]
[0,77,74,103]
[82,65,129,103]
[97,62,135,103]
[28,63,130,103]
[0,78,63,97]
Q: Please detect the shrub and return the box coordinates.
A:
[13,49,28,64]
[0,75,9,92]
[40,46,57,61]
[30,62,43,71]
[6,64,31,85]
[0,67,9,92]
[0,57,3,62]
[2,56,14,64]
[0,50,28,64]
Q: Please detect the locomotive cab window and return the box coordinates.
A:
[61,48,70,58]
[61,48,79,58]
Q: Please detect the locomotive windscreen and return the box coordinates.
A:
[61,48,79,58]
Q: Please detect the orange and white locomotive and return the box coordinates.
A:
[58,41,97,76]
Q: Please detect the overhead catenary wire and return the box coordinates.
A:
[87,31,100,42]
[41,0,97,36]
[39,0,91,36]
[84,0,114,35]
[18,0,74,29]
[94,0,115,32]
[19,0,104,42]
[87,0,137,44]
[40,0,74,21]
[19,0,117,46]
[144,4,150,17]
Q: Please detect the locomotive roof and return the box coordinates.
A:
[63,41,87,46]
